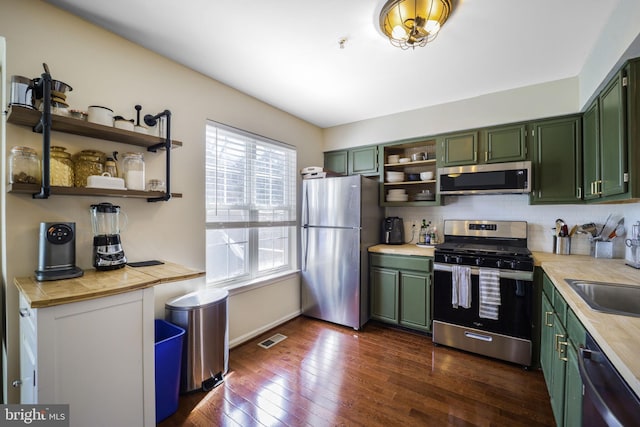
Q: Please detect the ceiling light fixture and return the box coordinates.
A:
[379,0,453,50]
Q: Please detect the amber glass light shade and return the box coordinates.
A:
[380,0,452,49]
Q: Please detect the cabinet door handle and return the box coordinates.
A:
[554,333,565,352]
[558,340,568,362]
[576,187,582,199]
[544,311,553,327]
[12,379,22,388]
[597,180,603,195]
[19,308,30,318]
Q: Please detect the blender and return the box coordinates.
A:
[90,202,127,270]
[625,221,640,268]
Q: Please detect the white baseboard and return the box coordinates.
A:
[229,310,301,349]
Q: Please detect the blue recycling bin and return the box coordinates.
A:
[155,319,185,423]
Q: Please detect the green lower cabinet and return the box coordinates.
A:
[564,341,582,427]
[399,272,430,331]
[540,294,555,389]
[540,272,586,427]
[369,254,432,333]
[549,320,567,425]
[370,267,399,322]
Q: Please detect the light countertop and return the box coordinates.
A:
[15,261,205,308]
[368,243,435,257]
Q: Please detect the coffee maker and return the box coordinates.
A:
[382,217,405,245]
[625,221,640,268]
[90,202,127,270]
[35,222,84,281]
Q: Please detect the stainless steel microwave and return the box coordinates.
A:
[438,161,531,195]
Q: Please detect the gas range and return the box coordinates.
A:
[434,220,533,272]
[432,219,535,366]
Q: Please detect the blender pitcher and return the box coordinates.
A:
[625,221,640,268]
[90,202,127,270]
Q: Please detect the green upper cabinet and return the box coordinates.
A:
[324,145,379,177]
[324,151,348,175]
[582,69,628,201]
[582,100,600,201]
[482,123,528,163]
[437,131,478,166]
[349,145,379,175]
[438,124,527,167]
[530,116,582,204]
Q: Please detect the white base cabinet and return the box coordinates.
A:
[19,288,155,427]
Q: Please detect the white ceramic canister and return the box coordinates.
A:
[122,152,145,191]
[87,105,114,127]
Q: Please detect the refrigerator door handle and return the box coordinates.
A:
[302,183,309,226]
[301,226,309,271]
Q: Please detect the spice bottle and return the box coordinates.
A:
[122,152,145,190]
[9,146,41,185]
[104,157,118,178]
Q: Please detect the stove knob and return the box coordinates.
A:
[496,259,503,268]
[443,254,450,263]
[455,256,463,264]
[475,257,484,266]
[510,260,518,269]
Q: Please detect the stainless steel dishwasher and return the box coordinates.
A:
[579,333,640,426]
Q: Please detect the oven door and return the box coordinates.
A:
[433,263,533,340]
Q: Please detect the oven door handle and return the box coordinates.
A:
[433,262,534,281]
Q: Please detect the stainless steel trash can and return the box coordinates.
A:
[165,288,229,393]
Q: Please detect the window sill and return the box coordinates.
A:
[210,270,300,296]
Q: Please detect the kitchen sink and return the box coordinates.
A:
[565,279,640,317]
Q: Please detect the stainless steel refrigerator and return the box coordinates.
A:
[301,174,382,329]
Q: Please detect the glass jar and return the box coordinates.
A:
[50,146,74,187]
[74,153,103,187]
[122,152,145,190]
[9,146,41,185]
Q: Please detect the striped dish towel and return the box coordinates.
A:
[452,265,471,309]
[479,268,500,320]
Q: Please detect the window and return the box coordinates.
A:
[205,121,297,285]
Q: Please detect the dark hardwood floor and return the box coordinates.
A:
[159,316,555,426]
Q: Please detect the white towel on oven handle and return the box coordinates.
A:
[479,268,500,320]
[451,265,471,309]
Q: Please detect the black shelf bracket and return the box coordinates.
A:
[144,110,172,202]
[33,72,52,199]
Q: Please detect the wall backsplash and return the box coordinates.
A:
[386,194,640,259]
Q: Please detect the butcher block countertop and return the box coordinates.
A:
[532,252,640,397]
[15,261,205,309]
[368,243,435,257]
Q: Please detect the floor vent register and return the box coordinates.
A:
[258,333,288,349]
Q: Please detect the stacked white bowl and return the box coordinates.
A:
[387,188,408,202]
[385,171,405,182]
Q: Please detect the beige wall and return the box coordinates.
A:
[1,0,323,402]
